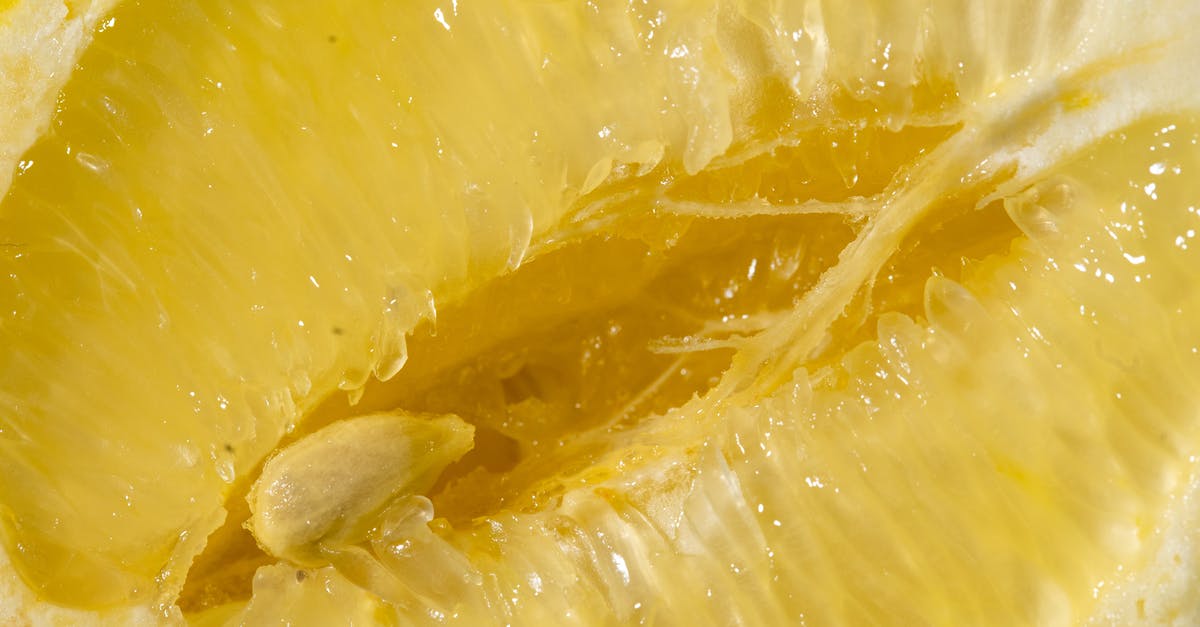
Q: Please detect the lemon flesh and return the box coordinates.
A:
[1,0,1200,624]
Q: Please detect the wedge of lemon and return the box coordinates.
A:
[2,0,1200,624]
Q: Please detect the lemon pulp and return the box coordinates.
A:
[1,0,1200,624]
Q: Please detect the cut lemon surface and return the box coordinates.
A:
[2,0,1200,624]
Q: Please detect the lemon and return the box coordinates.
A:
[2,0,1200,624]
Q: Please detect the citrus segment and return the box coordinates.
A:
[0,0,1199,623]
[220,113,1200,625]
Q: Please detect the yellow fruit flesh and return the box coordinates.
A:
[2,0,1200,624]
